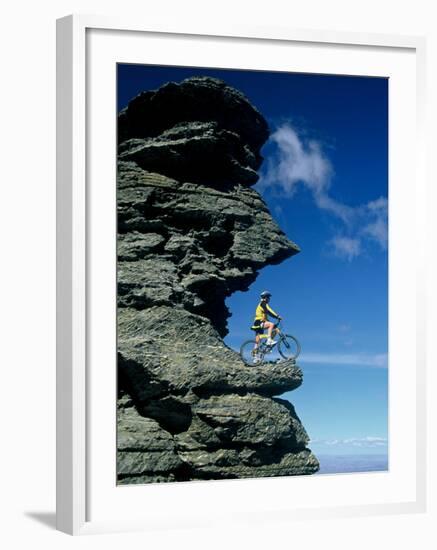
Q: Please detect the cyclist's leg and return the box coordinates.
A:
[264,321,274,339]
[252,321,262,350]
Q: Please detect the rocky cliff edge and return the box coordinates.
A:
[117,76,319,483]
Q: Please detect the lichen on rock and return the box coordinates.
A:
[117,76,319,483]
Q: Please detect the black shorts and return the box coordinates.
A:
[251,320,265,335]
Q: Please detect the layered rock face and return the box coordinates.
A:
[117,76,319,483]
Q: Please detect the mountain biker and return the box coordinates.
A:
[251,291,282,356]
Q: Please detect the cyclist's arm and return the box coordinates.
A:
[266,304,281,319]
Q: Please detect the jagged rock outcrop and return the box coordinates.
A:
[117,76,319,483]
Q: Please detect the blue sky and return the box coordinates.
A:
[118,64,388,459]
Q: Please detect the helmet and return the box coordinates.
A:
[260,291,271,299]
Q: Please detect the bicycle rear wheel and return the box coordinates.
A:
[278,334,301,361]
[240,340,265,366]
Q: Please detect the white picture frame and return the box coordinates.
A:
[56,14,427,535]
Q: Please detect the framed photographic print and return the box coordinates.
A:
[56,15,427,535]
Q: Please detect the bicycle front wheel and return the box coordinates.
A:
[278,334,301,361]
[240,340,264,366]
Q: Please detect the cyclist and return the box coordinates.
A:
[251,291,282,359]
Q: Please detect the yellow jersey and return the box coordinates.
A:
[254,301,279,322]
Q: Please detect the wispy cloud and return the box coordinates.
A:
[259,124,388,260]
[331,236,361,261]
[310,436,388,448]
[362,197,388,249]
[300,352,388,368]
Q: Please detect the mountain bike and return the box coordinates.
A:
[239,321,301,367]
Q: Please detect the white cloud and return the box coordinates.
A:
[259,123,388,259]
[331,236,361,261]
[362,196,388,249]
[310,436,388,448]
[300,352,388,368]
[261,125,333,198]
